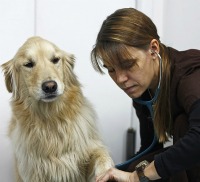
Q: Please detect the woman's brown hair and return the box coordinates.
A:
[91,8,172,142]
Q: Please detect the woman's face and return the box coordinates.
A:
[103,46,159,99]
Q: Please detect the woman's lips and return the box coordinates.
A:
[123,85,137,94]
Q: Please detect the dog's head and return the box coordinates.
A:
[1,36,77,103]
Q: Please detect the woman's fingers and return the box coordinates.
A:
[96,167,134,182]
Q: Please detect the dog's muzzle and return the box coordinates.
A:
[41,80,58,101]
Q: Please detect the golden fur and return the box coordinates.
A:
[1,36,113,182]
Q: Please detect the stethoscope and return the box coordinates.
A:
[116,51,163,170]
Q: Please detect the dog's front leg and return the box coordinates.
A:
[87,147,114,182]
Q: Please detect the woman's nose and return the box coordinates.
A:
[116,70,128,83]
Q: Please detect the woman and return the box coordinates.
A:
[91,8,200,182]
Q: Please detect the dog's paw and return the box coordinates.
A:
[95,160,114,178]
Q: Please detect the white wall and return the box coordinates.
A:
[162,0,200,50]
[1,0,200,181]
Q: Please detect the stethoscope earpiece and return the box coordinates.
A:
[151,49,157,54]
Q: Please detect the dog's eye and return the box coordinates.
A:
[24,61,35,68]
[51,57,60,64]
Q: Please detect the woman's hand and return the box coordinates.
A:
[95,161,161,182]
[95,167,139,182]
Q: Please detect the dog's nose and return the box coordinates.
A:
[42,81,57,93]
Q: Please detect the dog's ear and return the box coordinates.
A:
[62,51,75,69]
[68,54,75,69]
[61,51,79,85]
[1,60,14,93]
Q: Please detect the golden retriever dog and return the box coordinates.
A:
[1,36,113,182]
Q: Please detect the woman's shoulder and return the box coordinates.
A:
[169,47,200,114]
[169,47,200,77]
[169,47,200,65]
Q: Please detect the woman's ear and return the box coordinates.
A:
[149,39,160,55]
[1,60,14,93]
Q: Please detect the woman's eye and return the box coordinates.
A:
[107,67,115,73]
[122,62,135,70]
[24,61,35,68]
[103,64,115,73]
[51,57,60,64]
